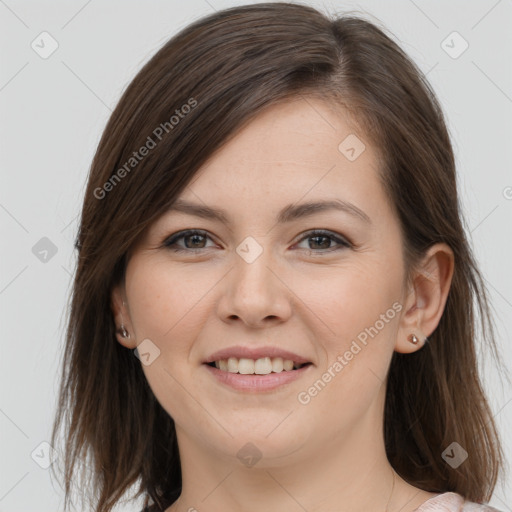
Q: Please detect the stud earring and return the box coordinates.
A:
[407,333,419,344]
[117,302,130,339]
[117,325,130,338]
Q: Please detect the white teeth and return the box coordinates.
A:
[227,357,239,373]
[238,358,255,374]
[254,357,272,374]
[283,359,294,371]
[271,357,284,373]
[212,356,304,375]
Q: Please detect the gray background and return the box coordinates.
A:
[1,1,511,511]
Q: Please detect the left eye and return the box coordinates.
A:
[294,230,351,252]
[162,229,351,253]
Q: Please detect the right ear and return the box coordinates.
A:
[111,283,137,348]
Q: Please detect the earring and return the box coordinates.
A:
[117,325,130,338]
[407,333,419,344]
[116,301,130,338]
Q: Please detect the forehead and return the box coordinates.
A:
[179,97,387,219]
[204,97,368,167]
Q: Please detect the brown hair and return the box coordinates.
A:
[50,3,505,511]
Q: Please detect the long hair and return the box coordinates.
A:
[50,3,505,511]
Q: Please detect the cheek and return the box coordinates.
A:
[126,257,211,341]
[299,283,399,425]
[295,261,401,345]
[124,259,211,422]
[293,261,402,410]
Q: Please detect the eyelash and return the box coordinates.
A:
[162,229,352,254]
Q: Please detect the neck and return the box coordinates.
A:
[166,415,431,512]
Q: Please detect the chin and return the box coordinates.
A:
[211,423,312,468]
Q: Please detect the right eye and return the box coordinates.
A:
[162,229,217,253]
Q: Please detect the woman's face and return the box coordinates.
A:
[114,96,417,468]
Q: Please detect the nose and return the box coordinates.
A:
[216,245,292,328]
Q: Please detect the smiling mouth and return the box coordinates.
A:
[205,357,312,375]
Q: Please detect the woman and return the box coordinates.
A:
[51,3,506,512]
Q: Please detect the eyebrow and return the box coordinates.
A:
[166,198,371,225]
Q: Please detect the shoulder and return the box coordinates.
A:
[415,492,504,512]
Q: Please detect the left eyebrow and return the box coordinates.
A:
[277,199,371,224]
[165,198,372,225]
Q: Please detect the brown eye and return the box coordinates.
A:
[163,230,215,252]
[294,230,351,253]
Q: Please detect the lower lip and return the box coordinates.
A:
[203,363,313,392]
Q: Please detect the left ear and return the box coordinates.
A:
[395,242,454,354]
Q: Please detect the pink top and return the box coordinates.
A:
[415,492,503,511]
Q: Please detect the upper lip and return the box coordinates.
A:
[204,346,312,365]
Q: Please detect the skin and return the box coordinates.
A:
[111,96,454,512]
